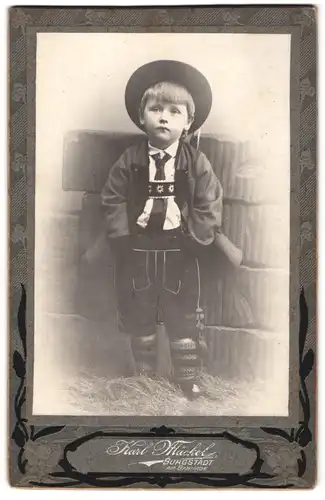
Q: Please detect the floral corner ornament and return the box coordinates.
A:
[263,442,307,486]
[11,9,32,35]
[292,9,316,33]
[23,440,63,480]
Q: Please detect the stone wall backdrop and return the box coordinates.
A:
[32,131,289,414]
[199,136,289,395]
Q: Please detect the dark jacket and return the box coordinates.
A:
[101,138,223,246]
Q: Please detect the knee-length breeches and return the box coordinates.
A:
[114,248,201,340]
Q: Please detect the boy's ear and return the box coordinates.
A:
[138,109,145,126]
[184,115,194,132]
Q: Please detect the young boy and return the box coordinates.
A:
[101,60,223,399]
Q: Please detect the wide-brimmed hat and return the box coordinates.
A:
[125,60,212,133]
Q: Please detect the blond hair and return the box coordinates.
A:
[139,81,195,120]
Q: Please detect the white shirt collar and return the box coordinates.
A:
[148,140,179,159]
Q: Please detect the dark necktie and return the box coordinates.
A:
[147,152,171,232]
[153,152,170,180]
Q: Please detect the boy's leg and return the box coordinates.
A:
[114,249,158,376]
[129,332,157,376]
[160,250,208,397]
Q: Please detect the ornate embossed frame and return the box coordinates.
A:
[8,6,317,489]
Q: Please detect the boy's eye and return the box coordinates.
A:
[171,108,181,115]
[150,105,161,112]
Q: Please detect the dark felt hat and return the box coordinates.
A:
[125,60,212,133]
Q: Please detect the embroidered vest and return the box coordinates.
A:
[128,141,197,235]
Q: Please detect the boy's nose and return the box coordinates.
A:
[159,110,169,122]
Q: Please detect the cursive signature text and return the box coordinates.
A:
[106,439,218,458]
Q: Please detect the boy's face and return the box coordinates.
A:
[140,98,194,149]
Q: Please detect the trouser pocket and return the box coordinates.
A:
[132,250,152,292]
[163,250,183,295]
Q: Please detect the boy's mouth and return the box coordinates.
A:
[156,126,170,132]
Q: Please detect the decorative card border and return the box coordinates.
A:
[9,6,317,488]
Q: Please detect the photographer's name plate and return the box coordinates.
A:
[67,436,257,473]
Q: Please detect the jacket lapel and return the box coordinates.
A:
[131,140,149,194]
[132,139,149,168]
[175,142,192,210]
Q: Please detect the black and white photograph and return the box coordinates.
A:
[9,4,318,489]
[33,32,291,417]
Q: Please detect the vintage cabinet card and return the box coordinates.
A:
[8,5,317,489]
